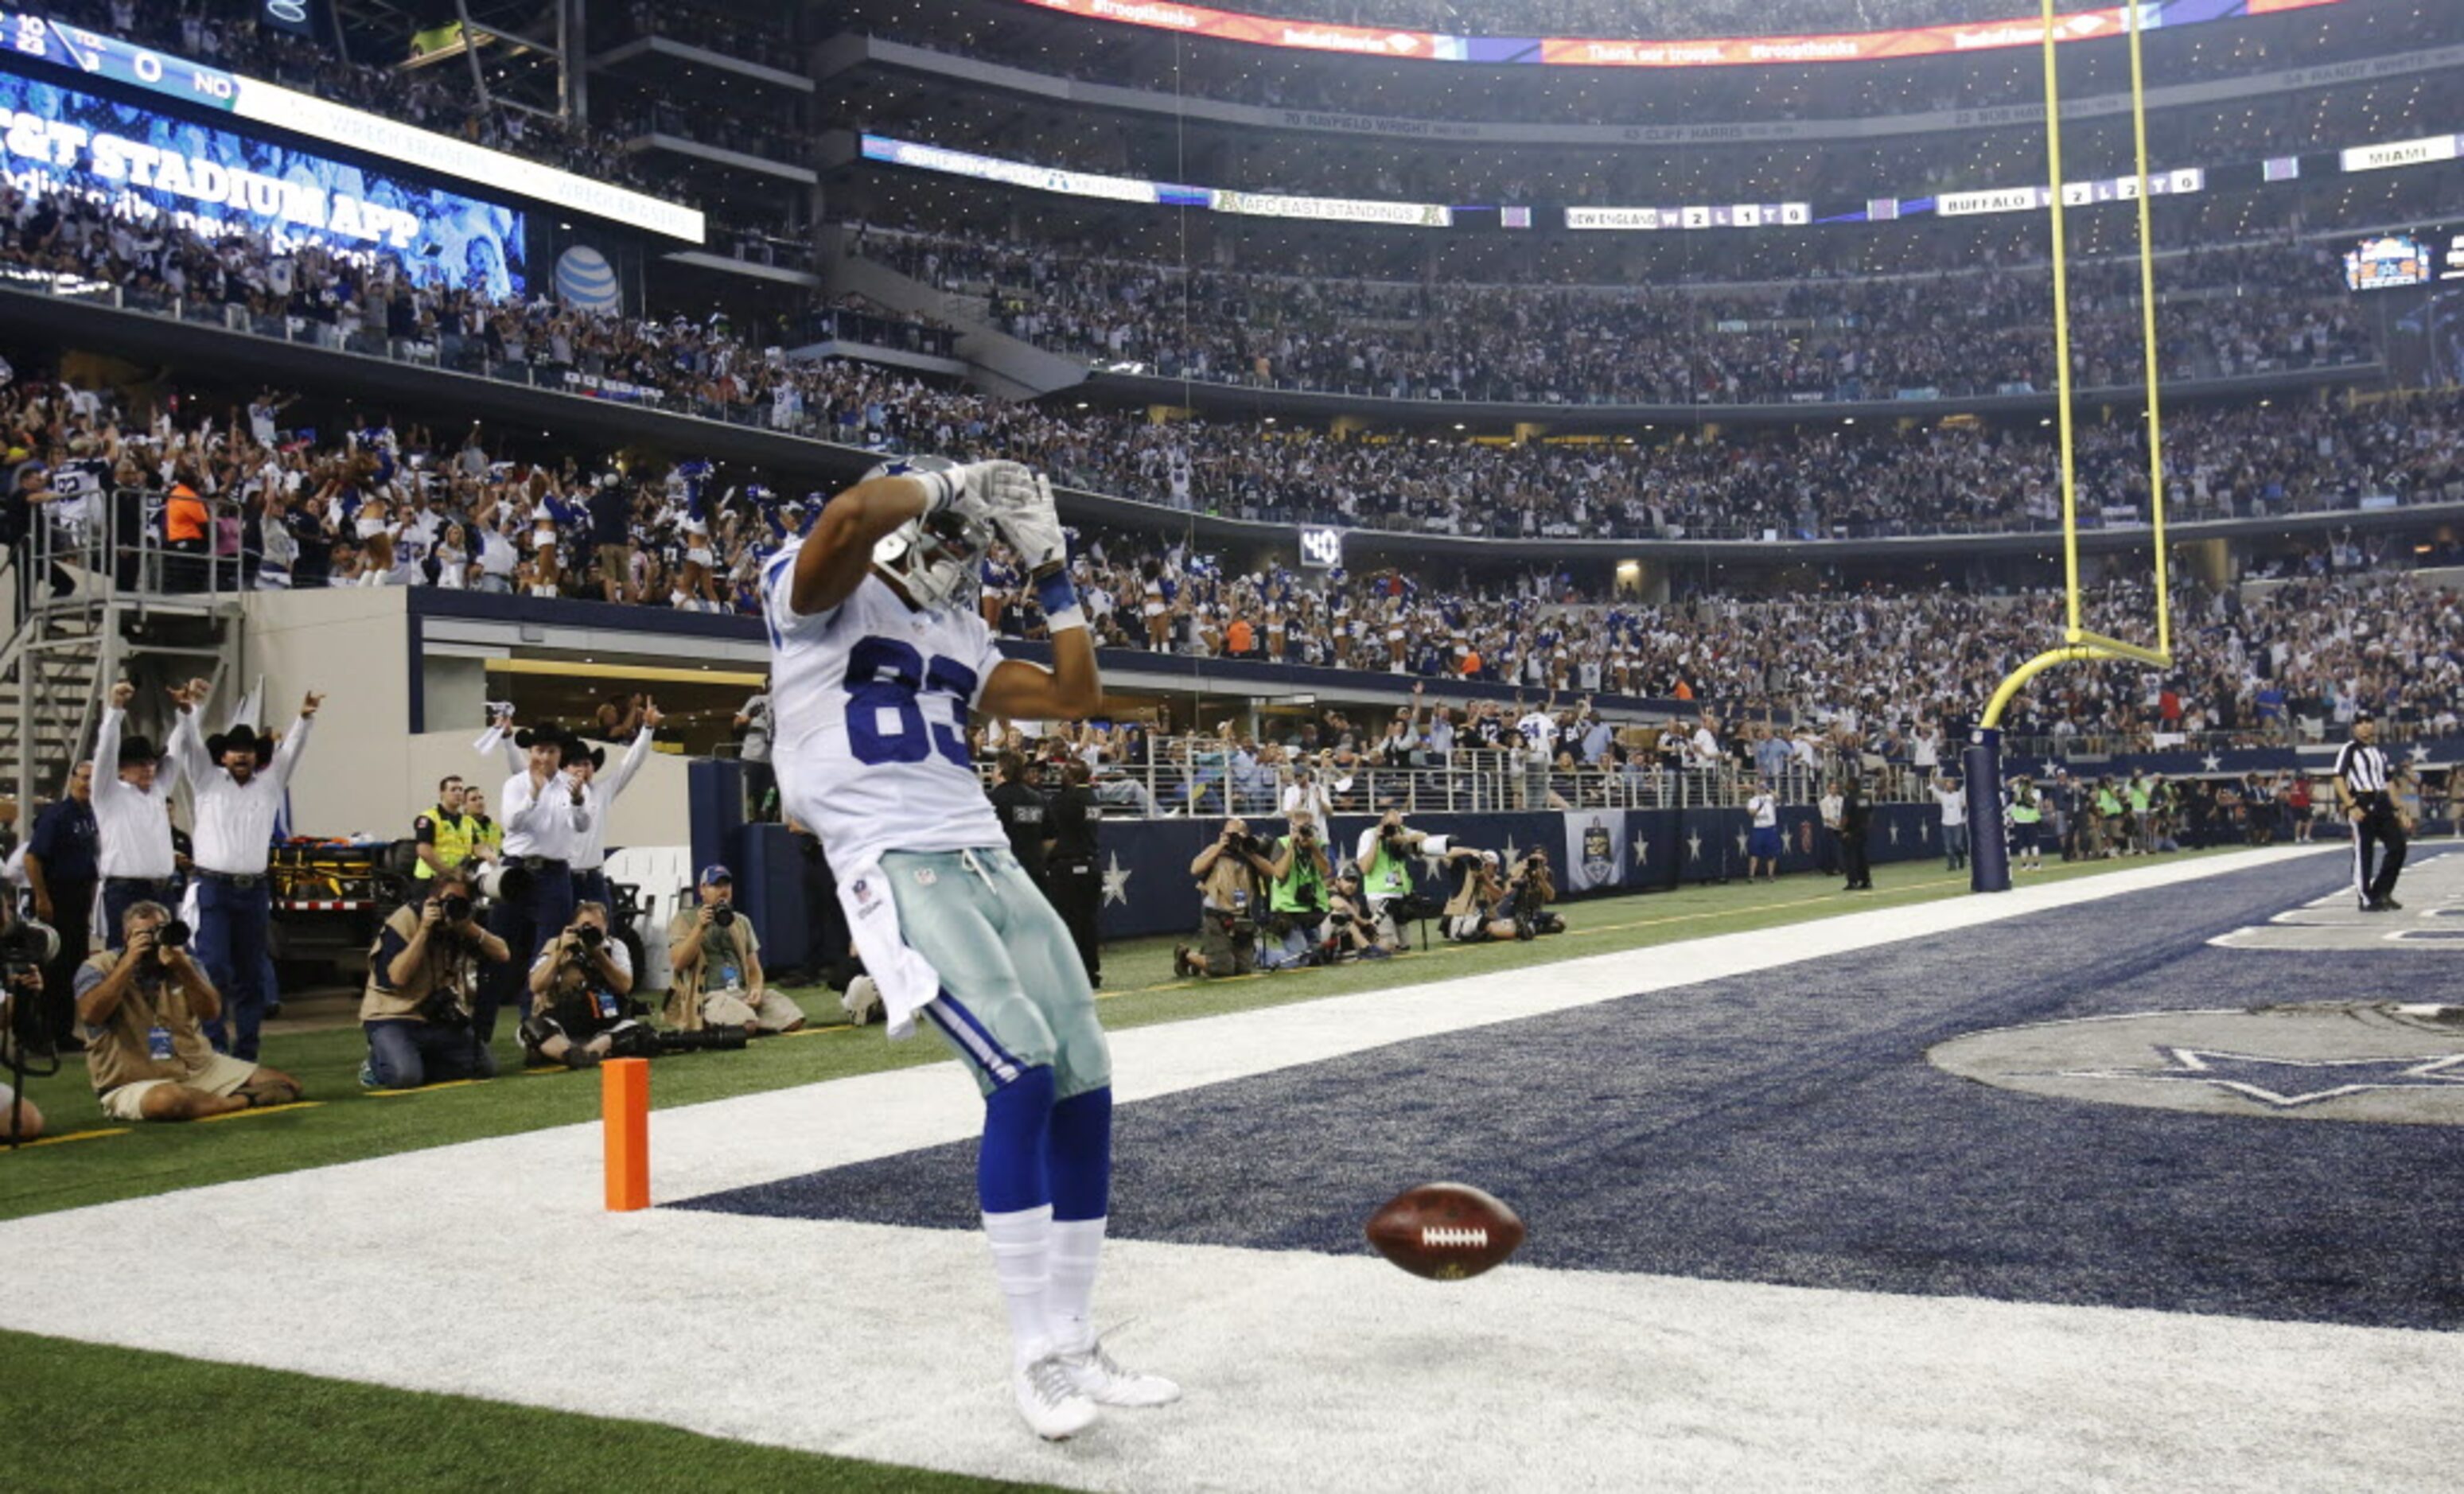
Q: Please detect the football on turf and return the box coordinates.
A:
[1364,1182,1526,1280]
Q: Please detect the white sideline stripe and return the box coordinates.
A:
[7,842,2435,1494]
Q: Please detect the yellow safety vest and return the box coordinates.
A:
[415,806,472,879]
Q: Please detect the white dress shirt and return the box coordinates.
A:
[500,765,590,862]
[574,727,657,872]
[93,708,179,880]
[169,710,312,875]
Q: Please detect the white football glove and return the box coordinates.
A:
[987,469,1066,575]
[908,459,1025,520]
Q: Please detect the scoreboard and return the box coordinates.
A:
[2343,234,2431,293]
[2,14,240,108]
[0,10,702,242]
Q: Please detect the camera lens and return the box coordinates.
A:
[575,924,605,948]
[712,905,736,928]
[157,920,191,951]
[440,894,473,923]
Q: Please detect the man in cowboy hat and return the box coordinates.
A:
[570,702,662,911]
[167,677,322,1061]
[480,702,664,912]
[479,718,588,1041]
[95,682,183,939]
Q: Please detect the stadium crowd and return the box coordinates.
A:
[862,2,2460,140]
[8,171,2440,546]
[7,351,2458,758]
[868,233,2370,404]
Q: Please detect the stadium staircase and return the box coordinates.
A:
[817,226,1089,402]
[0,527,244,815]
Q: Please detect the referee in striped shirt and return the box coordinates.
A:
[2334,714,2406,912]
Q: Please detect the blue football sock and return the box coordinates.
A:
[1048,1085,1113,1224]
[979,1065,1056,1215]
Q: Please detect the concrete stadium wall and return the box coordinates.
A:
[234,589,692,845]
[239,587,410,838]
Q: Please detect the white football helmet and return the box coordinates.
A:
[866,456,991,611]
[841,974,882,1026]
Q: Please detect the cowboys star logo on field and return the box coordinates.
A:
[1932,1004,2464,1126]
[2050,1048,2464,1109]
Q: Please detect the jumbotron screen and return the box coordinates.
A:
[2344,234,2431,293]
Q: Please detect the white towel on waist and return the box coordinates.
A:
[833,858,942,1041]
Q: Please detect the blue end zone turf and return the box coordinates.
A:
[678,854,2464,1330]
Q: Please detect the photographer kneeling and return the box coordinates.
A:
[360,865,509,1089]
[1438,848,1523,943]
[666,864,804,1036]
[1319,870,1392,963]
[72,902,301,1121]
[1175,818,1278,978]
[524,901,646,1068]
[1353,811,1448,946]
[1258,813,1333,971]
[1503,847,1564,938]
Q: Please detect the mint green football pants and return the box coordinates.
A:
[881,847,1112,1099]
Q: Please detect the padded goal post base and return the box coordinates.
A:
[1964,729,2012,894]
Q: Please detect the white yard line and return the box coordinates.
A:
[14,842,2442,1494]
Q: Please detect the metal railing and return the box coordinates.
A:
[1999,719,2464,759]
[985,737,1930,823]
[17,485,247,617]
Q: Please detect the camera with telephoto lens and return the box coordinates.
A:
[473,862,535,905]
[154,919,192,952]
[438,893,474,924]
[0,916,59,984]
[711,902,736,929]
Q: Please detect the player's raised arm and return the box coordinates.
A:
[977,472,1101,720]
[792,461,1012,617]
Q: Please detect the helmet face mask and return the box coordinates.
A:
[865,456,990,610]
[874,509,991,611]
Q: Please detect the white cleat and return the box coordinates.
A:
[1014,1355,1101,1441]
[1056,1340,1182,1408]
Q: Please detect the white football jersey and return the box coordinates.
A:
[763,555,1008,874]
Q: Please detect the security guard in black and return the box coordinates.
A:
[1048,759,1104,986]
[987,751,1050,887]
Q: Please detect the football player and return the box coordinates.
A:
[761,456,1177,1441]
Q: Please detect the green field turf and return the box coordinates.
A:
[1,1328,1065,1494]
[0,850,2238,1492]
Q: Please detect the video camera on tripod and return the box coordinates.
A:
[1,914,61,1138]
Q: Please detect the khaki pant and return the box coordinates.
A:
[99,1052,259,1122]
[701,987,806,1033]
